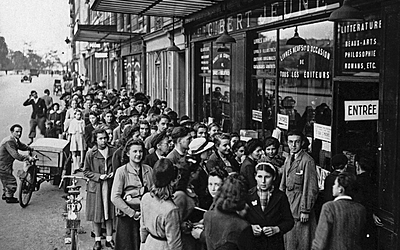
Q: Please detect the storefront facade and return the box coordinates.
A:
[187,0,400,248]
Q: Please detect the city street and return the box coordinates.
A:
[0,73,93,250]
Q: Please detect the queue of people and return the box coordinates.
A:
[12,81,380,250]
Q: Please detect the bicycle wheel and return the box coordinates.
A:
[70,229,77,250]
[18,167,36,208]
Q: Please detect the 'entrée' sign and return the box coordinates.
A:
[344,100,379,121]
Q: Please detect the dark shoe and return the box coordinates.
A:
[105,240,115,249]
[5,197,19,203]
[93,241,102,250]
[1,193,5,200]
[91,231,105,239]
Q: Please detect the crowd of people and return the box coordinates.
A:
[0,80,381,250]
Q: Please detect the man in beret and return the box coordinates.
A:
[143,131,172,168]
[166,126,192,165]
[323,153,348,203]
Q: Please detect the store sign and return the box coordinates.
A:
[314,123,331,142]
[337,16,381,75]
[252,110,263,122]
[89,43,101,49]
[277,114,289,130]
[95,52,108,58]
[192,0,339,39]
[344,100,379,121]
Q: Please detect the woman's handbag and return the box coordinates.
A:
[122,185,145,210]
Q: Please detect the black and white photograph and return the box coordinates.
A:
[0,0,394,249]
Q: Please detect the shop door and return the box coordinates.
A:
[332,81,379,174]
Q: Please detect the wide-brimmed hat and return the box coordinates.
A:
[153,158,178,188]
[179,115,194,126]
[188,138,214,155]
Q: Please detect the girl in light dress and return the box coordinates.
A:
[64,98,80,133]
[68,109,86,174]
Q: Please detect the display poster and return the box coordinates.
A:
[277,113,289,130]
[321,141,331,152]
[253,30,276,77]
[314,123,331,142]
[344,100,379,121]
[200,45,211,74]
[252,110,263,122]
[337,14,381,75]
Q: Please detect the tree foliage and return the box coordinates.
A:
[0,36,9,69]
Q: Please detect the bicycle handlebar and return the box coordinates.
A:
[59,175,89,189]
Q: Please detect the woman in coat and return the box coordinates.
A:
[241,162,294,250]
[83,128,116,250]
[140,158,182,250]
[202,174,250,250]
[173,158,201,250]
[240,138,264,189]
[111,138,153,250]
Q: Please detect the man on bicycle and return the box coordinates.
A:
[0,124,35,203]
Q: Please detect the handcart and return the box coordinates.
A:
[18,138,72,208]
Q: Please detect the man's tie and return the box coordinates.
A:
[290,154,295,165]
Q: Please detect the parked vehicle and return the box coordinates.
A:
[30,69,39,77]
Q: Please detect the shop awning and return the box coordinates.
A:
[73,25,141,43]
[91,0,221,18]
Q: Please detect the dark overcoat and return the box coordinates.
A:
[84,145,116,223]
[241,186,294,250]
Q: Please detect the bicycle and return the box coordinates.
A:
[59,175,88,250]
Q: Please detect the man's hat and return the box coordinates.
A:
[151,131,168,149]
[171,126,190,140]
[179,115,194,126]
[188,138,214,155]
[332,154,348,168]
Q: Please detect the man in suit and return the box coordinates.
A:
[323,153,348,202]
[279,129,319,250]
[23,90,47,144]
[143,131,172,168]
[312,172,366,250]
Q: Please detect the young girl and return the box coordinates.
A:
[263,137,285,184]
[68,109,86,174]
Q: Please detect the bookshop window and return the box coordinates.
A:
[278,21,334,166]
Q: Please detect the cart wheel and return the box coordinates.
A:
[70,229,77,250]
[18,168,36,208]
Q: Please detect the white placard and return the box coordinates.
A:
[314,123,331,142]
[277,114,289,130]
[252,110,262,122]
[95,52,108,58]
[321,141,331,152]
[344,100,379,121]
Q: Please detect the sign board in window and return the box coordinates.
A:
[344,100,379,121]
[252,110,262,122]
[277,114,289,130]
[314,123,331,142]
[95,52,108,58]
[337,14,381,76]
